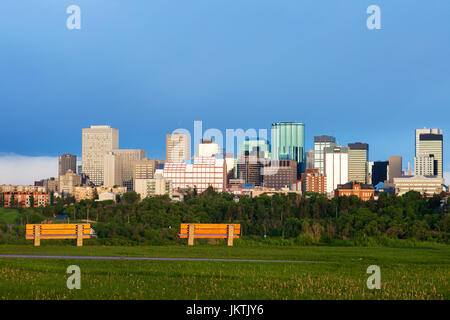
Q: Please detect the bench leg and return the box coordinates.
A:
[77,224,83,247]
[227,225,234,247]
[34,225,40,247]
[188,224,195,246]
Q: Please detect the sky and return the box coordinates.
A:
[0,0,449,185]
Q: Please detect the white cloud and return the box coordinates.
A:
[444,172,450,186]
[0,153,58,185]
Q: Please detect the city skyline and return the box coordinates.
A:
[0,1,449,184]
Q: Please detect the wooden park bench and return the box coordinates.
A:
[26,224,91,247]
[179,223,240,246]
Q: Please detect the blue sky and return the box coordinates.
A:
[0,0,449,183]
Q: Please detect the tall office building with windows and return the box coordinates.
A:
[324,146,349,193]
[388,156,402,183]
[166,133,191,163]
[271,122,305,178]
[58,154,77,177]
[313,136,336,175]
[348,142,369,183]
[113,149,146,191]
[82,125,119,186]
[415,128,443,177]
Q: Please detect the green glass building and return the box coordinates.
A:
[271,122,305,178]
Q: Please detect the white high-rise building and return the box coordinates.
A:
[163,156,226,193]
[166,133,191,162]
[415,128,443,177]
[197,139,220,157]
[314,136,336,175]
[82,125,119,186]
[103,152,122,187]
[414,153,435,176]
[324,146,349,193]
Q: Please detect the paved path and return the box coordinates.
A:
[0,254,320,263]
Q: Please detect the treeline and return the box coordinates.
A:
[1,188,449,246]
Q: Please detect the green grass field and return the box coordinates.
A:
[0,244,449,299]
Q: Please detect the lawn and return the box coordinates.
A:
[0,244,448,299]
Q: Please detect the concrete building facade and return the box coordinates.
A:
[324,146,349,193]
[415,128,443,178]
[348,142,369,184]
[58,154,77,177]
[393,176,445,196]
[313,135,336,175]
[166,133,191,163]
[301,168,326,194]
[82,125,119,186]
[163,156,226,193]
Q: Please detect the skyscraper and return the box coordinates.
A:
[166,133,191,163]
[271,122,305,178]
[324,146,349,193]
[313,135,336,175]
[348,142,369,183]
[82,125,119,186]
[388,156,402,183]
[103,152,122,187]
[113,149,146,191]
[415,128,443,177]
[58,154,77,177]
[305,150,315,169]
[414,153,435,176]
[372,161,389,186]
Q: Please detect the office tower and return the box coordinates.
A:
[58,154,77,176]
[238,138,271,159]
[59,169,78,194]
[306,150,315,169]
[77,165,82,175]
[415,128,443,177]
[262,159,297,189]
[58,169,82,195]
[166,133,191,162]
[408,162,412,176]
[348,142,369,183]
[236,138,270,181]
[237,155,264,186]
[301,168,326,194]
[133,159,160,181]
[372,161,389,186]
[103,152,122,187]
[414,153,436,176]
[163,157,226,193]
[388,156,402,183]
[324,146,349,193]
[313,136,336,175]
[113,149,146,191]
[197,139,220,157]
[82,125,119,186]
[271,122,305,178]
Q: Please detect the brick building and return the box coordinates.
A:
[335,181,375,201]
[301,168,326,194]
